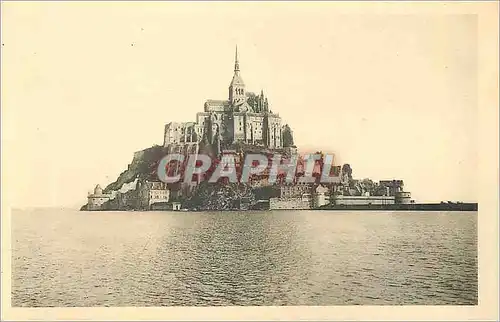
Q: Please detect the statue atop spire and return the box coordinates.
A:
[234,45,240,73]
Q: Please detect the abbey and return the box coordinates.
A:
[163,47,294,154]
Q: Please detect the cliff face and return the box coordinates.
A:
[103,145,167,193]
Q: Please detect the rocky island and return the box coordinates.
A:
[81,48,476,212]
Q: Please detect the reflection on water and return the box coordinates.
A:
[12,209,477,306]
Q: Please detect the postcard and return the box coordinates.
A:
[1,1,498,321]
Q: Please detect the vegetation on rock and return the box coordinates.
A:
[183,181,256,211]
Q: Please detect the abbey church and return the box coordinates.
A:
[163,47,295,155]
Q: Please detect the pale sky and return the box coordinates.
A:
[2,2,480,208]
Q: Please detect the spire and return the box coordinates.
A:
[229,45,245,103]
[234,45,240,73]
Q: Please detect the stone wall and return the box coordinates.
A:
[269,197,311,210]
[333,195,396,205]
[87,195,111,211]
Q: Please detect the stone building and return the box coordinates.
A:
[137,180,170,210]
[163,47,292,152]
[87,184,112,211]
[379,180,405,196]
[313,185,329,208]
[379,179,413,203]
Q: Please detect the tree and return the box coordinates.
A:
[361,178,376,194]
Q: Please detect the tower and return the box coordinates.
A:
[228,46,246,106]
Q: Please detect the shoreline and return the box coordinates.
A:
[80,202,478,212]
[317,202,478,212]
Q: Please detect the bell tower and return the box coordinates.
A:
[228,46,246,106]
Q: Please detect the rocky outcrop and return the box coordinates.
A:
[103,145,167,193]
[183,181,256,211]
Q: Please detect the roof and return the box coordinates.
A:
[230,72,245,87]
[94,184,103,194]
[205,100,230,107]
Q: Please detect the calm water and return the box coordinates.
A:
[11,208,477,306]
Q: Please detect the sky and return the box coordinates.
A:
[2,2,480,208]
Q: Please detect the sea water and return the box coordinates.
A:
[11,208,477,306]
